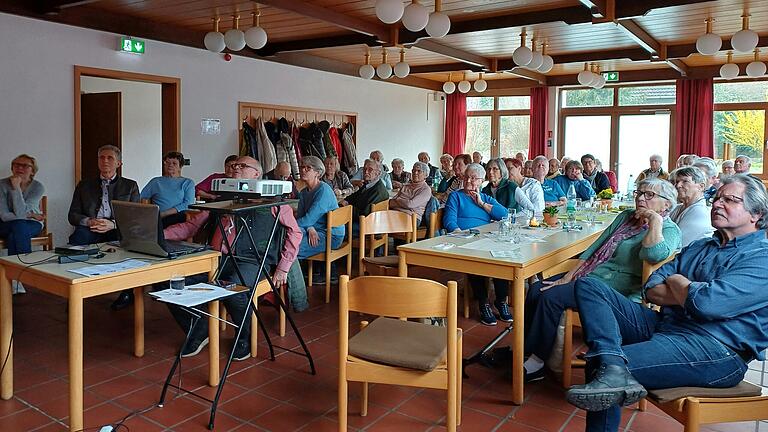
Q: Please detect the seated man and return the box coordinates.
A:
[195,154,238,201]
[417,151,442,186]
[389,161,433,226]
[68,144,140,310]
[341,158,389,223]
[553,160,596,200]
[265,160,292,181]
[734,154,751,175]
[351,150,392,190]
[546,158,560,179]
[163,155,305,360]
[636,154,668,183]
[720,159,734,179]
[581,154,611,193]
[566,174,768,432]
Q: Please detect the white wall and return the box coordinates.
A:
[0,12,444,243]
[80,76,162,188]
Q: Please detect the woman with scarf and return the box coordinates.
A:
[521,178,681,382]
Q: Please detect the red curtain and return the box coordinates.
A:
[443,92,467,155]
[675,78,714,158]
[529,86,548,159]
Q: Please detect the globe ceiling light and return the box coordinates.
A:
[537,41,554,73]
[393,48,410,78]
[358,52,375,79]
[375,0,404,24]
[527,39,544,70]
[512,30,532,67]
[443,73,455,94]
[746,49,767,78]
[224,15,246,51]
[376,49,393,79]
[245,8,268,50]
[458,79,471,93]
[593,74,606,89]
[695,18,721,56]
[402,1,429,32]
[577,63,596,86]
[473,73,487,93]
[719,52,740,80]
[203,18,225,53]
[425,0,450,38]
[731,14,759,53]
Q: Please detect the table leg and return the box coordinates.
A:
[511,274,524,405]
[133,286,144,357]
[69,292,84,431]
[398,251,408,277]
[208,301,220,387]
[0,269,12,400]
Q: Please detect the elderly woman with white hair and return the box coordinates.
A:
[482,158,520,211]
[720,159,735,178]
[692,157,719,201]
[297,155,345,259]
[389,161,433,224]
[322,156,355,196]
[669,166,715,247]
[389,158,411,189]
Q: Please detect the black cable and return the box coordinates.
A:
[0,331,13,377]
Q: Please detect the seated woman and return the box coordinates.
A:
[0,154,45,294]
[437,153,471,202]
[507,157,545,213]
[523,179,681,382]
[389,161,433,225]
[483,158,519,210]
[444,164,509,325]
[439,153,454,180]
[389,158,411,189]
[669,166,715,247]
[297,156,345,259]
[141,151,195,228]
[321,156,355,196]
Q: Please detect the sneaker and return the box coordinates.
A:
[524,367,546,383]
[494,301,513,323]
[11,280,26,295]
[479,303,497,326]
[232,340,251,361]
[181,337,209,358]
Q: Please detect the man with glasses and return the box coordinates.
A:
[581,154,611,194]
[388,162,433,226]
[567,174,768,432]
[341,158,389,223]
[195,154,238,201]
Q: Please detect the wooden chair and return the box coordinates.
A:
[218,280,286,357]
[338,275,462,432]
[427,207,444,239]
[306,205,354,303]
[355,199,390,257]
[0,196,53,251]
[358,210,417,277]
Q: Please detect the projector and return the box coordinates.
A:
[211,178,293,197]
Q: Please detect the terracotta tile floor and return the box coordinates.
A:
[2,284,765,431]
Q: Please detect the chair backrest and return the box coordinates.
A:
[326,205,353,254]
[370,199,389,213]
[428,208,444,238]
[39,196,49,235]
[340,275,457,320]
[641,253,677,284]
[359,210,417,238]
[605,170,618,192]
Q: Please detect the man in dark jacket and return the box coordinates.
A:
[418,152,443,186]
[341,158,388,227]
[581,153,611,194]
[68,144,140,310]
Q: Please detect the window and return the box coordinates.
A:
[562,88,614,108]
[498,96,530,110]
[466,97,494,111]
[714,81,768,104]
[499,115,530,158]
[465,116,492,161]
[466,94,530,159]
[618,85,676,106]
[713,81,768,176]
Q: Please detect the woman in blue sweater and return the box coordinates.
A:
[296,156,345,259]
[443,163,506,232]
[141,151,195,228]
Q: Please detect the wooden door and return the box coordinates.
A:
[80,92,121,181]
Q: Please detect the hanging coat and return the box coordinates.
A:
[241,121,259,159]
[276,117,300,179]
[299,123,326,159]
[255,117,278,173]
[329,126,343,162]
[291,121,303,162]
[341,123,359,175]
[318,120,337,159]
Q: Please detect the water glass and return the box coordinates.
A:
[584,201,597,225]
[170,274,185,291]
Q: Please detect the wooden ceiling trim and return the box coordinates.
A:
[257,34,378,56]
[413,39,492,70]
[613,0,717,18]
[616,20,661,57]
[578,0,608,19]
[410,62,484,74]
[551,47,651,64]
[505,67,548,85]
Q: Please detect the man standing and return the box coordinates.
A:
[68,145,140,310]
[636,154,668,183]
[581,154,611,193]
[566,174,768,432]
[417,151,442,186]
[553,160,595,200]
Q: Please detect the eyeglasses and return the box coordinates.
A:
[712,194,744,206]
[633,190,670,201]
[466,176,483,182]
[11,162,33,169]
[163,159,181,166]
[231,163,258,170]
[299,165,314,171]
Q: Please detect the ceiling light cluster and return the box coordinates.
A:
[696,14,759,56]
[203,5,268,53]
[511,31,555,73]
[375,0,451,38]
[577,63,606,89]
[442,72,487,94]
[358,48,411,80]
[720,49,766,79]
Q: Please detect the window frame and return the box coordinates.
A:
[466,91,530,159]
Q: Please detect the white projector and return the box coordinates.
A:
[211,178,293,197]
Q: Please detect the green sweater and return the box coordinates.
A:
[579,210,681,302]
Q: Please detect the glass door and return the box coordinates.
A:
[617,113,671,192]
[499,115,530,159]
[465,115,493,161]
[563,115,611,167]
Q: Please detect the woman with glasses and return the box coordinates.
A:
[322,156,355,196]
[669,166,715,247]
[521,179,681,383]
[140,151,195,228]
[296,155,345,260]
[0,155,45,294]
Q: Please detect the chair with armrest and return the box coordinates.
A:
[358,210,417,277]
[338,275,462,432]
[0,196,54,252]
[306,205,353,303]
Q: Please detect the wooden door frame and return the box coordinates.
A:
[74,65,180,182]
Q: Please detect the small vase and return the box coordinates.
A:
[543,214,558,227]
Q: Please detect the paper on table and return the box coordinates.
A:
[490,250,521,258]
[149,282,241,307]
[461,238,520,252]
[67,259,150,277]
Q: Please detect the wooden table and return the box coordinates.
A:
[397,219,613,405]
[0,248,220,431]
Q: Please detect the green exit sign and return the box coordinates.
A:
[119,37,145,54]
[602,71,619,82]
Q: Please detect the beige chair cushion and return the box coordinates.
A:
[648,381,763,402]
[348,317,446,371]
[362,255,399,267]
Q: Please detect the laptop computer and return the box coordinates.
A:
[112,201,208,259]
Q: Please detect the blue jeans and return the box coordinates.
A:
[0,219,42,255]
[524,273,577,360]
[575,277,748,432]
[68,225,119,246]
[297,228,344,260]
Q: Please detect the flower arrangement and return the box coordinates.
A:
[596,188,614,199]
[543,205,560,216]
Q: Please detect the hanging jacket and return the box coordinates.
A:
[241,121,259,159]
[340,123,359,175]
[255,117,278,173]
[291,121,303,161]
[318,120,337,159]
[299,123,326,159]
[276,117,300,179]
[329,126,343,163]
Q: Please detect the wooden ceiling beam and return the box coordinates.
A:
[256,0,390,41]
[579,0,608,18]
[551,47,651,64]
[504,67,547,86]
[413,40,493,70]
[616,20,661,57]
[614,0,715,19]
[409,63,484,74]
[666,58,690,76]
[667,36,768,58]
[256,34,379,56]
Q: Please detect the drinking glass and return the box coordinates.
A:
[170,274,185,291]
[584,201,597,225]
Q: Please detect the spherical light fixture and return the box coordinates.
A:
[539,55,554,73]
[376,49,392,79]
[746,49,766,77]
[695,18,721,56]
[577,63,596,86]
[512,30,532,67]
[527,39,544,70]
[402,1,429,32]
[393,48,410,78]
[473,73,487,93]
[204,18,225,53]
[458,79,471,93]
[425,0,450,38]
[358,52,375,79]
[719,52,740,80]
[245,8,268,49]
[731,14,758,53]
[375,0,404,24]
[443,81,455,94]
[224,15,246,51]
